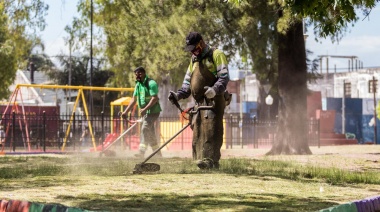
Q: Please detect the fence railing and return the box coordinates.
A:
[0,112,320,152]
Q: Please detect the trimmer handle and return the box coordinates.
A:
[169,91,184,113]
[187,105,214,114]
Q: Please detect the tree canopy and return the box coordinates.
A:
[73,0,378,89]
[74,0,237,88]
[0,0,48,99]
[227,0,378,155]
[0,3,16,98]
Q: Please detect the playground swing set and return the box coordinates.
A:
[0,84,135,153]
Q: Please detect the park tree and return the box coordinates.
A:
[0,4,16,98]
[228,0,378,155]
[0,0,48,99]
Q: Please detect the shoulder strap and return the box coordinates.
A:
[144,78,151,96]
[144,78,150,88]
[206,47,216,64]
[191,47,216,64]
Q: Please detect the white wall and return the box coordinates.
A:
[308,68,380,99]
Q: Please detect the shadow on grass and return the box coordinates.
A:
[1,156,376,211]
[57,192,336,212]
[0,177,82,192]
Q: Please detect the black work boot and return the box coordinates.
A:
[196,158,214,169]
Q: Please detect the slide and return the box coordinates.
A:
[89,133,119,152]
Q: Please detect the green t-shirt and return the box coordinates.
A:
[133,76,161,114]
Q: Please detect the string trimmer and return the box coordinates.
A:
[99,115,142,157]
[132,98,214,174]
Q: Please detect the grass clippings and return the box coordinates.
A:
[0,145,379,211]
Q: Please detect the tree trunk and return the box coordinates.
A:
[266,21,312,155]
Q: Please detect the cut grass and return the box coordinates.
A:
[0,146,379,211]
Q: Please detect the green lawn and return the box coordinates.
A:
[0,145,379,211]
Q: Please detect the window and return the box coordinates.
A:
[344,82,351,98]
[368,79,378,93]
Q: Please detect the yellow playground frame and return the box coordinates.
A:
[2,84,134,152]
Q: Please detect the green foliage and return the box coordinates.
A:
[225,0,377,155]
[222,1,279,84]
[0,4,16,99]
[2,0,48,66]
[69,0,292,88]
[282,0,377,41]
[230,0,378,42]
[0,0,48,99]
[74,0,236,88]
[227,0,378,74]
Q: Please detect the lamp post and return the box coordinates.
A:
[262,80,272,121]
[266,94,273,120]
[89,0,94,116]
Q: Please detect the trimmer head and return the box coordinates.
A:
[132,163,160,174]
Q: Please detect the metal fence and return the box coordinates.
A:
[223,115,320,149]
[0,112,320,152]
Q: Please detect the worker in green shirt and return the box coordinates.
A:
[122,66,162,158]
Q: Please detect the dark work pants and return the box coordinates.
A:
[192,94,225,163]
[140,112,160,152]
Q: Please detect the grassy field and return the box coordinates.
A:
[0,145,379,211]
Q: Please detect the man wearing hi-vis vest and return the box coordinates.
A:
[168,32,230,169]
[122,66,162,158]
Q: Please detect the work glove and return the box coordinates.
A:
[168,91,179,103]
[204,86,216,99]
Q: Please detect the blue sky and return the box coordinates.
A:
[39,0,78,57]
[40,1,380,71]
[306,6,380,70]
